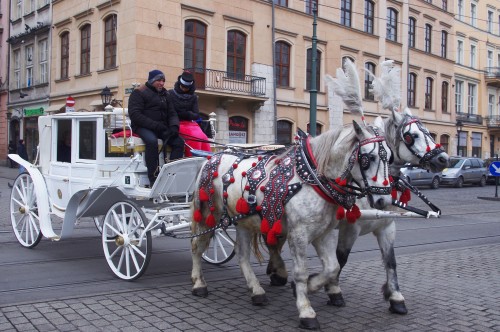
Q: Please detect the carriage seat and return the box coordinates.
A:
[108,129,164,154]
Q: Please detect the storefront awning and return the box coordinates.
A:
[46,104,65,112]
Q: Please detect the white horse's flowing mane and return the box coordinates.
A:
[366,60,401,111]
[312,127,356,177]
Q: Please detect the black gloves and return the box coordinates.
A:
[170,126,179,137]
[155,123,167,134]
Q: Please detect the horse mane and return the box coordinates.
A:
[311,126,357,178]
[383,116,399,152]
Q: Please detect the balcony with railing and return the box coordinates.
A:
[184,68,267,98]
[456,112,483,125]
[484,67,500,88]
[486,116,500,128]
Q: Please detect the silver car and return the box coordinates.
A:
[440,157,488,188]
[400,164,441,189]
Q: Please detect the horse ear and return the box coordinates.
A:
[353,120,363,136]
[403,107,412,116]
[391,108,402,124]
[374,116,385,132]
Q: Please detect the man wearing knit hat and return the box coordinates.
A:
[128,69,184,187]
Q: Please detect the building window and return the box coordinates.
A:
[408,73,416,107]
[457,40,463,65]
[16,0,22,19]
[104,14,117,69]
[342,56,355,67]
[467,83,476,115]
[364,62,376,100]
[441,31,447,58]
[277,120,293,145]
[470,44,476,68]
[455,80,463,114]
[471,132,482,158]
[457,0,464,21]
[13,49,21,89]
[38,39,48,84]
[341,0,352,27]
[386,8,398,42]
[305,0,317,14]
[487,50,494,70]
[488,94,495,117]
[60,32,69,79]
[442,0,447,11]
[25,45,33,87]
[441,82,449,113]
[80,24,91,75]
[470,3,477,27]
[306,48,321,90]
[275,41,290,87]
[425,78,433,110]
[307,123,323,135]
[274,0,288,6]
[488,11,493,33]
[364,0,374,34]
[227,30,246,80]
[408,18,416,48]
[424,24,432,53]
[440,135,449,154]
[184,20,206,70]
[26,0,35,13]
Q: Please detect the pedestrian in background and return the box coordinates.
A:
[17,139,29,174]
[168,71,211,157]
[8,140,16,168]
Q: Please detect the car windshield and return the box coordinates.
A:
[449,158,464,168]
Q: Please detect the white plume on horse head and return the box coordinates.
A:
[326,59,365,121]
[368,60,401,111]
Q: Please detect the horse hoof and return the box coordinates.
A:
[299,317,320,330]
[327,293,346,307]
[270,274,288,286]
[389,300,408,315]
[291,281,296,298]
[192,287,209,298]
[251,294,269,306]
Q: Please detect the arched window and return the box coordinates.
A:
[277,120,293,144]
[104,14,117,69]
[227,30,246,80]
[425,24,432,53]
[275,41,291,87]
[60,32,69,79]
[441,82,449,113]
[342,56,355,67]
[307,123,322,135]
[386,8,398,42]
[364,62,376,100]
[408,73,417,107]
[425,77,434,110]
[440,134,449,154]
[408,17,416,48]
[184,20,207,87]
[80,24,91,75]
[306,48,321,90]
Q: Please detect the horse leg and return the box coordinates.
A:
[325,221,360,307]
[237,226,269,306]
[266,237,288,286]
[191,223,212,297]
[374,221,407,315]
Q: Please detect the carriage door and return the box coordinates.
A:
[49,119,73,211]
[184,20,206,88]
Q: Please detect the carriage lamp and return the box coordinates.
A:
[100,86,113,107]
[456,120,463,156]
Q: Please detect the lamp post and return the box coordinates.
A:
[456,120,463,156]
[100,86,112,107]
[309,2,318,137]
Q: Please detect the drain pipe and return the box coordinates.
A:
[271,1,278,143]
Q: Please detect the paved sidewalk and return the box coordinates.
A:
[1,244,499,332]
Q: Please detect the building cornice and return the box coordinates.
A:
[223,15,254,26]
[74,8,94,21]
[54,18,71,29]
[181,4,215,16]
[96,0,120,11]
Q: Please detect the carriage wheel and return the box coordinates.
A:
[102,200,152,280]
[93,216,104,234]
[10,173,43,248]
[202,226,236,265]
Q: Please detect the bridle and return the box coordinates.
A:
[397,115,444,169]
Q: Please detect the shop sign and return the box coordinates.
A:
[24,107,44,117]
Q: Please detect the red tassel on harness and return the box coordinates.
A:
[336,206,345,220]
[346,204,361,224]
[205,214,216,228]
[193,209,203,222]
[199,188,209,202]
[271,219,282,235]
[236,197,250,214]
[261,218,270,234]
[426,146,431,152]
[267,231,278,246]
[391,187,398,200]
[335,177,347,186]
[400,189,411,204]
[372,175,378,182]
[383,178,389,186]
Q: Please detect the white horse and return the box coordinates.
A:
[265,61,450,317]
[190,116,393,330]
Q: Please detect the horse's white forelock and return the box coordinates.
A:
[368,60,401,111]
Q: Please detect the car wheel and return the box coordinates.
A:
[479,176,486,187]
[430,176,440,189]
[455,176,464,188]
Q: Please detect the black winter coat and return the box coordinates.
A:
[168,82,200,121]
[128,82,179,137]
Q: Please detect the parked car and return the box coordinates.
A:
[440,157,488,188]
[400,164,442,189]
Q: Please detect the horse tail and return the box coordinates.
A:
[251,231,265,263]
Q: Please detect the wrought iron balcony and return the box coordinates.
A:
[484,67,500,88]
[456,112,483,125]
[184,68,266,97]
[486,116,500,128]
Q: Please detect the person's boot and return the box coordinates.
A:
[148,175,157,188]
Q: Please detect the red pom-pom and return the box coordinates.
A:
[372,175,378,182]
[193,209,203,222]
[244,185,250,191]
[400,189,411,204]
[213,171,218,177]
[274,159,280,164]
[252,162,257,167]
[389,175,394,182]
[426,146,431,152]
[256,205,262,212]
[199,188,209,202]
[435,143,441,148]
[242,171,247,177]
[223,192,228,198]
[210,206,215,212]
[235,197,250,214]
[205,214,216,228]
[233,163,238,169]
[383,178,389,186]
[261,218,270,234]
[209,188,215,194]
[260,186,266,192]
[267,231,278,246]
[271,220,282,235]
[230,177,235,183]
[336,207,345,220]
[352,204,361,218]
[206,156,211,160]
[258,156,262,161]
[337,178,347,186]
[391,187,398,200]
[346,210,357,224]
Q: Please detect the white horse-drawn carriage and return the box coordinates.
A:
[8,106,239,280]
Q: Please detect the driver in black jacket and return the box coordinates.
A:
[128,69,184,186]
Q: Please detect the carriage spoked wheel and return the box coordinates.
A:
[93,216,104,234]
[10,173,43,248]
[202,226,236,265]
[101,200,152,280]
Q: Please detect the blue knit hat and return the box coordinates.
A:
[148,69,165,84]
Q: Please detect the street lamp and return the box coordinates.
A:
[456,120,463,156]
[309,1,318,137]
[100,86,112,107]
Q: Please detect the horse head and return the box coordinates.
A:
[389,107,449,173]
